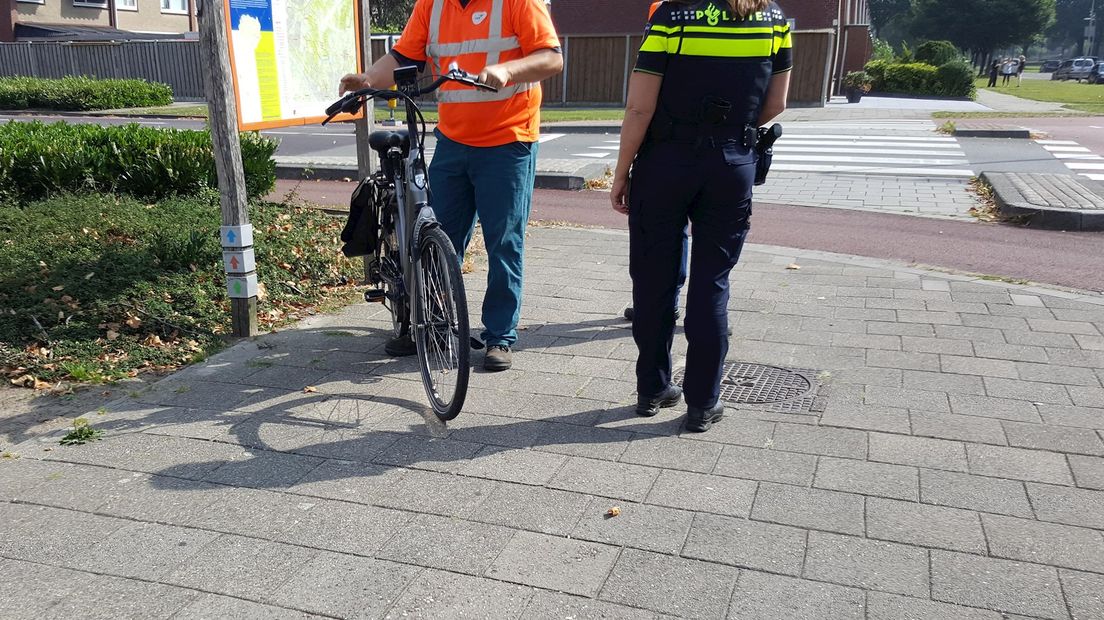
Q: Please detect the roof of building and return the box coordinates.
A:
[14,23,192,41]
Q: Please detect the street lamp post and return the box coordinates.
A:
[1086,0,1098,57]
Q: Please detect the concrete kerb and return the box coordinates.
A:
[980,172,1104,232]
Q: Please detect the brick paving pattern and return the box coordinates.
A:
[2,226,1103,619]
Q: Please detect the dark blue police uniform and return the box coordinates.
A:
[629,1,792,424]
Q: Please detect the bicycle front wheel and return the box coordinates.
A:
[412,225,471,421]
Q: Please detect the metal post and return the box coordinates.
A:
[198,0,258,337]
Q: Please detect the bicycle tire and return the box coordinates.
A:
[412,225,470,421]
[379,192,410,338]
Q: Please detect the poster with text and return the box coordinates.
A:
[225,0,362,130]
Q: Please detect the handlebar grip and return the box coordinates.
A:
[325,98,346,117]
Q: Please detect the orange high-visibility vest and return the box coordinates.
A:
[392,0,561,147]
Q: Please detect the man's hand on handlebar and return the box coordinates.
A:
[340,73,371,96]
[477,65,511,90]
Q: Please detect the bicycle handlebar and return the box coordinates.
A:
[323,66,498,125]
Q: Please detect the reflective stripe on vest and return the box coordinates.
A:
[640,22,790,59]
[425,0,536,104]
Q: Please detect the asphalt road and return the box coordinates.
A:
[274,180,1104,293]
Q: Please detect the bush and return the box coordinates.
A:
[871,38,895,63]
[0,121,277,202]
[0,76,173,111]
[935,59,976,98]
[864,59,890,90]
[882,62,939,95]
[0,193,361,384]
[915,41,962,67]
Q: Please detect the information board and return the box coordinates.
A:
[224,0,363,130]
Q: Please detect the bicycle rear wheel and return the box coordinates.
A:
[412,225,470,421]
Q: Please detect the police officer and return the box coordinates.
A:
[610,0,792,432]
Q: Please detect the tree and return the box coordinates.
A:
[910,0,1056,55]
[1049,0,1101,54]
[869,0,911,34]
[370,0,416,32]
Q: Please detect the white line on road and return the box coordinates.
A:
[264,131,355,137]
[1083,173,1104,180]
[1053,153,1104,160]
[779,140,963,149]
[571,153,612,158]
[539,133,565,143]
[1043,145,1091,152]
[1066,162,1104,170]
[1036,139,1079,145]
[783,134,957,142]
[588,146,620,151]
[770,164,975,177]
[774,146,967,157]
[774,154,969,166]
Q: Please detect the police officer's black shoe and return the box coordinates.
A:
[686,403,725,433]
[384,334,417,357]
[636,384,683,417]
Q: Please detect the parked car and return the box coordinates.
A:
[1053,57,1099,81]
[1092,62,1104,84]
[1040,59,1062,73]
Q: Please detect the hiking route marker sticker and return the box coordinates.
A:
[221,225,258,299]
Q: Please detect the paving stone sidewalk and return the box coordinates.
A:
[3,227,1104,619]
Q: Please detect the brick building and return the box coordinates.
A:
[1,0,197,42]
[550,0,870,93]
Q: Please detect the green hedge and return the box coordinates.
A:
[0,121,277,202]
[864,59,975,99]
[915,41,961,67]
[0,76,173,112]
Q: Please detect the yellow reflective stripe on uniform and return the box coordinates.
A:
[674,37,773,57]
[648,24,680,34]
[774,30,792,53]
[640,33,669,53]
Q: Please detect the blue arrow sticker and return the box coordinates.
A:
[227,230,237,244]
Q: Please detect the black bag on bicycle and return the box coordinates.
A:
[340,177,380,258]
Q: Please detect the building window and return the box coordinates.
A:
[118,0,138,10]
[73,0,109,7]
[161,0,188,14]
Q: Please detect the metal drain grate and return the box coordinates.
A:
[673,363,826,415]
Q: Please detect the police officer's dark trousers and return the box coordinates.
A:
[629,138,754,409]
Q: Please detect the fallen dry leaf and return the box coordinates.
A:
[84,272,95,280]
[605,506,621,518]
[125,317,142,329]
[52,285,64,292]
[257,282,268,302]
[303,386,318,393]
[106,330,120,341]
[786,264,801,271]
[143,334,164,347]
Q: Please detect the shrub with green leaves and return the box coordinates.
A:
[0,76,173,111]
[882,63,940,95]
[915,41,962,68]
[934,60,976,98]
[0,121,277,201]
[0,193,361,384]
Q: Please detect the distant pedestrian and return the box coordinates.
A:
[1002,58,1016,86]
[988,59,1000,87]
[1016,55,1026,87]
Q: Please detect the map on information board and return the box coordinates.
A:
[225,0,362,130]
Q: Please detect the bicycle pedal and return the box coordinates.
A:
[364,289,387,303]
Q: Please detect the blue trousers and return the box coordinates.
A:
[429,130,538,347]
[628,140,754,409]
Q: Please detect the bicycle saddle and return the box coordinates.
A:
[369,130,411,157]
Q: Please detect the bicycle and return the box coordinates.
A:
[323,64,496,421]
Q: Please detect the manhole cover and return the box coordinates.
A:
[673,363,825,414]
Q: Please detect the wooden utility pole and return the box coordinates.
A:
[355,0,375,179]
[198,0,259,337]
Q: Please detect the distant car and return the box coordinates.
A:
[1093,62,1104,84]
[1053,57,1099,81]
[1040,59,1061,73]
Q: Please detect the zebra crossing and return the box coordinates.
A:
[570,120,975,179]
[769,120,973,178]
[1037,139,1104,182]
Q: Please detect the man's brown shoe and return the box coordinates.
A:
[484,345,512,372]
